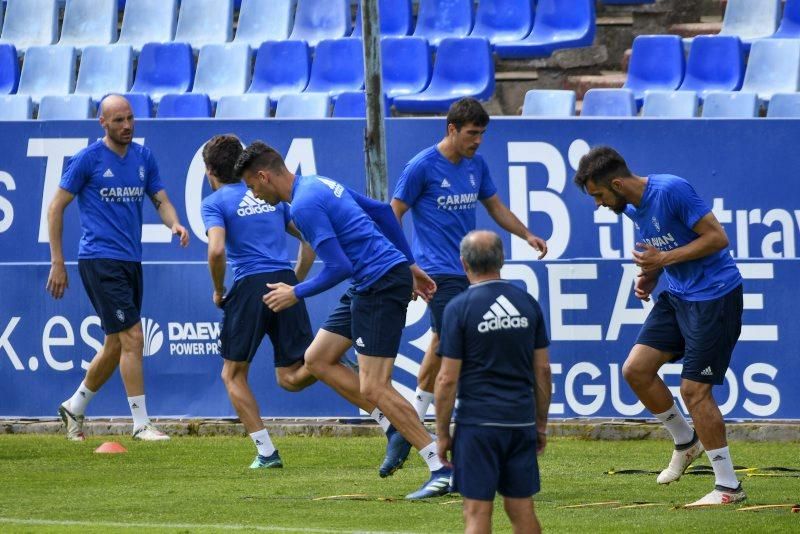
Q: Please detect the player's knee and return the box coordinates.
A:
[680,381,711,408]
[221,362,246,387]
[359,382,382,405]
[621,357,650,387]
[276,373,303,393]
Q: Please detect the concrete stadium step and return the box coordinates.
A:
[669,21,722,38]
[567,71,627,101]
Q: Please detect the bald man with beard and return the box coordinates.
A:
[47,95,190,442]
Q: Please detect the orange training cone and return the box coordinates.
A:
[94,441,128,454]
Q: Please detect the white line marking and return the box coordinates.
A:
[0,517,428,534]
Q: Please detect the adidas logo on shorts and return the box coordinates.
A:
[701,366,713,377]
[355,337,365,348]
[237,190,276,216]
[478,295,529,333]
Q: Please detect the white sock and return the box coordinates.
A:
[413,388,434,422]
[706,446,739,490]
[127,395,150,430]
[419,440,444,472]
[68,381,96,416]
[250,428,276,457]
[370,408,391,433]
[653,404,694,446]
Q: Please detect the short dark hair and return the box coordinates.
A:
[573,146,633,192]
[447,97,490,131]
[460,231,504,275]
[234,141,286,178]
[202,134,242,184]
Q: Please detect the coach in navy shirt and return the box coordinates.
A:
[47,95,189,442]
[574,146,745,507]
[235,141,453,500]
[436,230,551,533]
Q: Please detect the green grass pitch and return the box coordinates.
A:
[0,435,797,533]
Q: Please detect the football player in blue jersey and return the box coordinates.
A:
[235,141,452,499]
[435,230,551,533]
[47,95,189,442]
[201,134,317,469]
[574,146,745,507]
[389,97,548,471]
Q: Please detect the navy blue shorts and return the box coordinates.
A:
[429,275,469,333]
[219,270,313,366]
[321,262,412,357]
[636,284,743,385]
[78,259,143,335]
[452,424,541,501]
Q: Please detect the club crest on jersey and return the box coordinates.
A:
[651,216,660,232]
[139,166,145,181]
[469,173,476,188]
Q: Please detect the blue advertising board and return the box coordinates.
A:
[0,118,796,419]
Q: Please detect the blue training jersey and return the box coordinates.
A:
[59,140,165,262]
[290,175,406,291]
[201,182,293,282]
[438,280,549,426]
[624,174,742,301]
[393,146,497,276]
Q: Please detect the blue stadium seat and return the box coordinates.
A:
[353,0,412,38]
[581,88,636,117]
[59,0,118,49]
[275,92,331,118]
[38,95,95,119]
[234,0,295,48]
[0,94,32,120]
[740,39,800,104]
[249,40,310,109]
[192,43,251,102]
[332,90,390,117]
[472,0,535,45]
[75,45,133,103]
[678,36,744,101]
[719,0,781,51]
[641,90,699,118]
[289,0,350,48]
[0,0,59,53]
[381,36,431,101]
[0,43,19,94]
[521,89,576,117]
[393,37,494,113]
[773,0,800,38]
[130,42,194,103]
[701,91,758,117]
[305,38,364,98]
[495,0,595,59]
[117,0,178,53]
[18,46,77,104]
[157,93,212,118]
[623,35,684,106]
[412,0,473,47]
[766,93,800,117]
[175,0,233,52]
[216,94,271,118]
[114,92,153,117]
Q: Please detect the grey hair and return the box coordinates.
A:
[460,231,504,275]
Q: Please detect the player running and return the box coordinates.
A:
[574,146,746,507]
[235,141,452,500]
[47,95,189,441]
[201,134,317,469]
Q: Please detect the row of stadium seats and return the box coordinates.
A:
[0,0,596,59]
[522,88,800,118]
[623,36,800,107]
[683,0,800,52]
[0,91,386,120]
[0,37,494,114]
